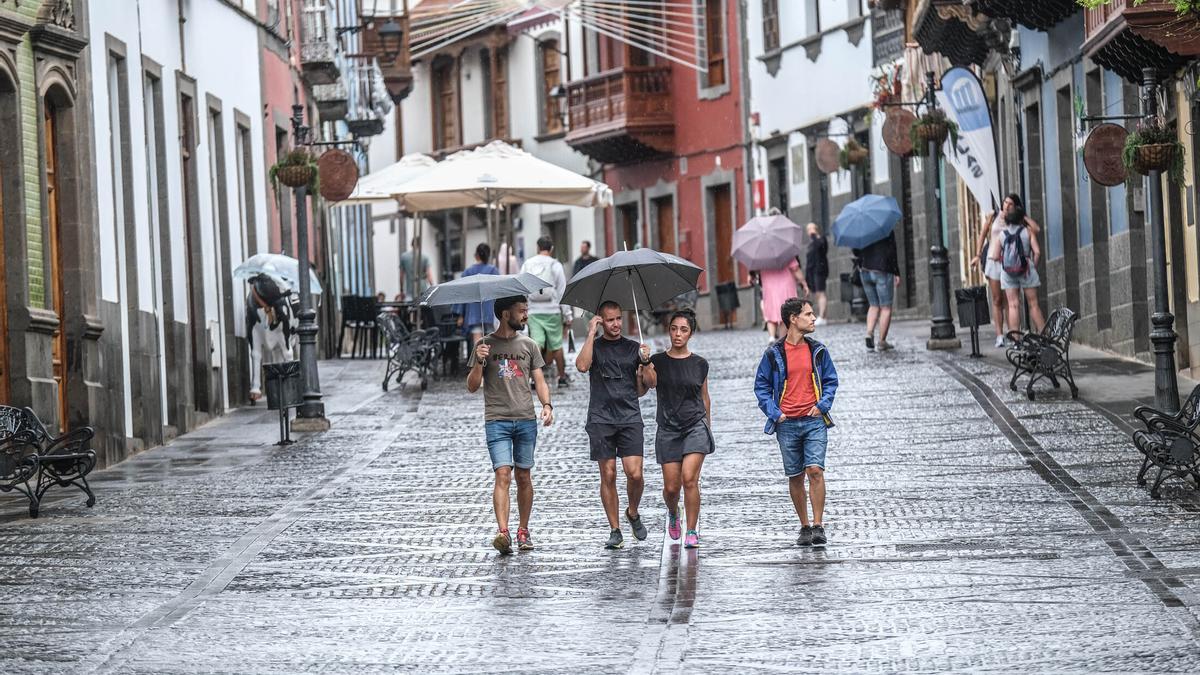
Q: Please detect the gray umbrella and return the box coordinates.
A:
[731,214,806,271]
[420,272,551,307]
[561,248,702,342]
[420,272,550,336]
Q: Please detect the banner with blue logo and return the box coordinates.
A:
[935,67,1001,212]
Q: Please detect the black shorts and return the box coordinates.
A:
[586,423,645,461]
[806,271,827,293]
[654,420,715,465]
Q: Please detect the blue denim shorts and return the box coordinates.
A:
[859,269,895,308]
[775,416,828,476]
[485,419,538,470]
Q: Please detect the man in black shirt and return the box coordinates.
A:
[572,241,598,277]
[575,300,652,549]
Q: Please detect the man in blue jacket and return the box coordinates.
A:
[754,297,839,546]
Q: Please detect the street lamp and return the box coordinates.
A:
[1141,67,1180,413]
[289,104,331,432]
[922,71,960,350]
[376,18,405,62]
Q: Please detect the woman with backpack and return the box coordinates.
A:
[972,194,1043,345]
[997,199,1045,334]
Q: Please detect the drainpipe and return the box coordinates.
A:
[177,0,187,73]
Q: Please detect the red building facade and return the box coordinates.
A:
[564,0,750,328]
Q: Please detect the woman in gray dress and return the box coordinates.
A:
[640,309,713,549]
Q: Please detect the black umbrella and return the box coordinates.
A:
[561,248,702,342]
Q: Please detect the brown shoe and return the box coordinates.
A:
[492,529,513,555]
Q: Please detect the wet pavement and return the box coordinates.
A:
[2,324,1200,672]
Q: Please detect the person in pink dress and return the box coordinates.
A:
[758,258,808,342]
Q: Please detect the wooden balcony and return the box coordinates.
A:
[565,66,674,165]
[1083,0,1199,83]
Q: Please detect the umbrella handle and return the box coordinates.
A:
[628,269,643,345]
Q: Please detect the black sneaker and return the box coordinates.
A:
[626,509,648,541]
[811,524,827,546]
[605,528,624,549]
[558,376,571,388]
[865,335,875,350]
[797,525,814,547]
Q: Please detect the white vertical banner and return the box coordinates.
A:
[935,67,1001,212]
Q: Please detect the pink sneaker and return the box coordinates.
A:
[667,506,682,541]
[684,530,700,548]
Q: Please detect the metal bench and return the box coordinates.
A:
[1005,307,1079,401]
[1133,385,1200,499]
[0,406,97,518]
[377,313,441,391]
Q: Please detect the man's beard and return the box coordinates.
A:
[506,318,524,331]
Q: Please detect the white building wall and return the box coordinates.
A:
[745,0,876,210]
[88,0,269,428]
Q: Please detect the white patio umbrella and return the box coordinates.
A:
[394,141,614,211]
[339,152,437,204]
[393,141,614,273]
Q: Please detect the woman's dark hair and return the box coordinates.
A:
[1005,204,1026,225]
[1006,193,1024,209]
[780,297,813,327]
[475,242,491,263]
[668,308,697,333]
[494,295,526,320]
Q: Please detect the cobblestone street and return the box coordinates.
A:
[3,324,1200,672]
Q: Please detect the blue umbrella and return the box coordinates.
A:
[831,194,902,249]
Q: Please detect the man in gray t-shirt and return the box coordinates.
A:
[575,301,651,550]
[467,296,554,556]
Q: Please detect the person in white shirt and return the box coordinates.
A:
[520,237,570,387]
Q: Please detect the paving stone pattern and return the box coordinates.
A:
[1,326,1199,672]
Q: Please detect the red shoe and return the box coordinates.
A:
[516,527,534,551]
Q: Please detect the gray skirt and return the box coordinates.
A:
[655,419,715,465]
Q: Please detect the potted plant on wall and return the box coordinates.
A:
[839,139,870,170]
[909,108,959,150]
[270,149,320,194]
[1123,118,1185,182]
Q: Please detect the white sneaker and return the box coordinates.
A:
[994,335,1005,348]
[815,317,827,326]
[877,339,894,352]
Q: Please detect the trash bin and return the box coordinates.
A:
[715,282,740,314]
[955,286,990,329]
[263,360,303,411]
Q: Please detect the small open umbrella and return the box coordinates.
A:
[560,248,702,342]
[234,253,323,295]
[732,214,806,270]
[831,194,902,249]
[420,272,551,333]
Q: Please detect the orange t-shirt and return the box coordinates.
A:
[781,340,818,417]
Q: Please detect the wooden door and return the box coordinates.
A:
[713,184,733,284]
[655,197,675,254]
[44,103,67,428]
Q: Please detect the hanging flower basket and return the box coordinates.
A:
[270,150,320,193]
[909,109,959,153]
[1133,144,1177,174]
[1122,119,1184,183]
[276,165,315,188]
[839,139,870,170]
